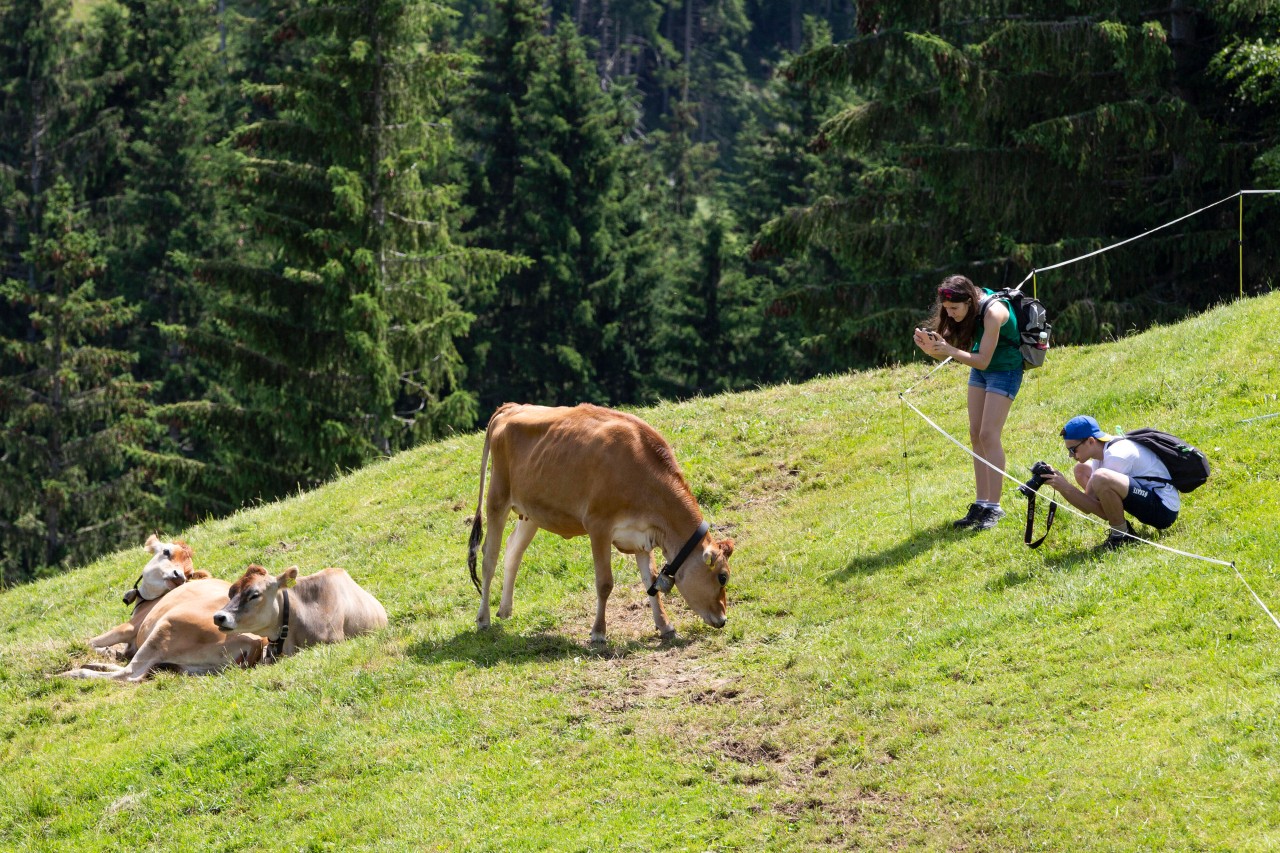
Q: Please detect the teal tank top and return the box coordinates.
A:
[973,289,1022,372]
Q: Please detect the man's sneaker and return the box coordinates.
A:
[1098,525,1137,552]
[953,502,984,529]
[971,505,1005,531]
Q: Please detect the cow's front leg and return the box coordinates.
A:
[589,535,614,643]
[498,518,538,619]
[636,551,675,639]
[89,622,136,654]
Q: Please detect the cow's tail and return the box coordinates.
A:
[468,409,503,595]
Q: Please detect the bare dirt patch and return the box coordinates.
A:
[263,540,300,557]
[718,736,787,766]
[566,584,745,714]
[728,460,802,513]
[582,642,742,714]
[773,789,903,835]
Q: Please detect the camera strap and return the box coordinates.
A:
[1024,491,1058,549]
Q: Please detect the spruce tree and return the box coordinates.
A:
[165,0,512,504]
[91,1,242,520]
[460,10,648,410]
[0,180,159,583]
[0,0,170,581]
[1210,6,1280,208]
[734,16,857,376]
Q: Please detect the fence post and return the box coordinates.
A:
[1239,192,1244,299]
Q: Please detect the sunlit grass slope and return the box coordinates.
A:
[2,292,1278,851]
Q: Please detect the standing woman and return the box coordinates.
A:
[913,275,1024,530]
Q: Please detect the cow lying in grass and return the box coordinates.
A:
[60,577,267,683]
[87,535,210,660]
[213,565,387,659]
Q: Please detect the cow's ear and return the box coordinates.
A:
[145,534,160,553]
[720,538,735,559]
[191,569,211,580]
[280,566,300,588]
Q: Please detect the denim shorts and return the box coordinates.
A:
[967,367,1024,401]
[1123,478,1179,530]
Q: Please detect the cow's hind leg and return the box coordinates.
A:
[57,658,150,681]
[636,551,676,640]
[498,518,538,620]
[589,535,615,644]
[477,500,510,631]
[57,662,127,678]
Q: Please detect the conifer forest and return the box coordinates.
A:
[2,0,1278,581]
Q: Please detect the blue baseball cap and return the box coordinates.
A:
[1061,415,1105,441]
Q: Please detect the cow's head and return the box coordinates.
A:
[213,565,298,635]
[125,535,197,605]
[674,536,735,628]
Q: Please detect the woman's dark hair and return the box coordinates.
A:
[923,274,983,350]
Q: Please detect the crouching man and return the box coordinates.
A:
[1043,415,1180,551]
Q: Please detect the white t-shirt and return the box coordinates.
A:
[1089,438,1181,512]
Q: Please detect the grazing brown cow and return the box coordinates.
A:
[468,403,736,642]
[60,579,266,683]
[88,535,211,659]
[213,565,388,659]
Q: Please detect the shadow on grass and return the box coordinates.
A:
[1040,548,1108,572]
[406,622,690,668]
[824,521,955,583]
[984,527,1108,592]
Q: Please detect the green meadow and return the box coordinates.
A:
[2,293,1278,851]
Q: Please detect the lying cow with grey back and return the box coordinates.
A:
[213,565,387,659]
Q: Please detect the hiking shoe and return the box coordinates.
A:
[971,505,1005,531]
[953,502,984,529]
[1098,525,1137,552]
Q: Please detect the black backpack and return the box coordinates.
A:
[1118,428,1211,492]
[979,288,1052,369]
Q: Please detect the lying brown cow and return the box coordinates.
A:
[468,403,736,642]
[88,535,210,660]
[60,578,266,683]
[213,565,387,658]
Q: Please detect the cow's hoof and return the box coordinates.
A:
[589,632,607,645]
[658,628,678,642]
[476,618,491,631]
[497,606,512,619]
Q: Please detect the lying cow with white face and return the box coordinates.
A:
[60,578,267,682]
[468,402,736,642]
[212,565,387,659]
[88,535,210,659]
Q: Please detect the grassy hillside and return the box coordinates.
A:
[2,293,1278,851]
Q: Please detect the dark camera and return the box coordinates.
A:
[1019,461,1055,498]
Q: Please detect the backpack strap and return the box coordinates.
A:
[1105,435,1173,484]
[977,293,995,320]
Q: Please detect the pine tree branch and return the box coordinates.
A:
[384,210,441,228]
[72,514,133,539]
